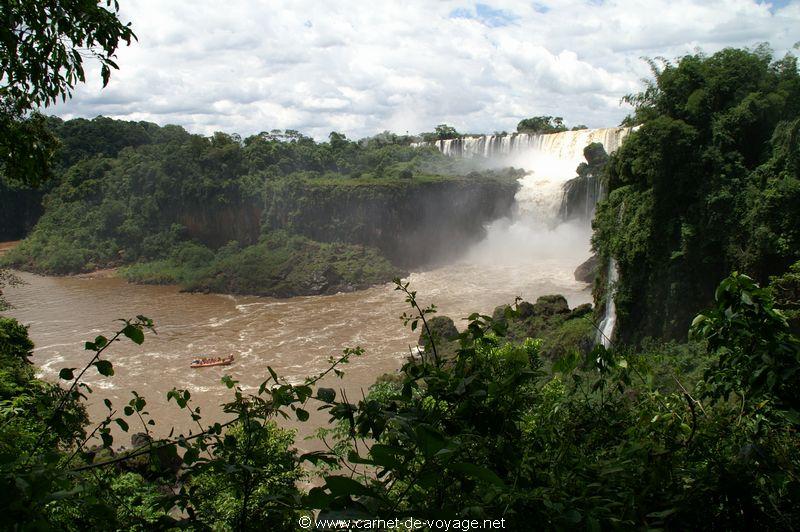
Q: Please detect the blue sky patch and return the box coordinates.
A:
[758,0,794,12]
[450,3,519,27]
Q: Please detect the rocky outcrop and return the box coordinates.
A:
[492,295,595,359]
[574,254,599,283]
[417,316,460,347]
[559,143,609,223]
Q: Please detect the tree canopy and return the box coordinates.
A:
[594,46,800,342]
[516,115,567,134]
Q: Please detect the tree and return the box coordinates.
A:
[516,115,567,134]
[434,123,459,140]
[0,0,136,186]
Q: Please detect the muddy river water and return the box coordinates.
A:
[3,225,593,451]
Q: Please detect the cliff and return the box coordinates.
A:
[262,173,520,267]
[558,142,609,224]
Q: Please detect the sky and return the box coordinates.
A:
[49,0,800,140]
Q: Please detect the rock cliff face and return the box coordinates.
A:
[261,176,520,267]
[558,142,609,224]
[176,202,262,249]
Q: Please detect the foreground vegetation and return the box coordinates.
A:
[1,269,798,529]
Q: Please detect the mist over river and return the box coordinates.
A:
[4,238,592,448]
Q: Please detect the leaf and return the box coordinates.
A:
[646,508,678,519]
[59,368,75,380]
[94,360,114,376]
[294,385,312,401]
[323,475,374,497]
[296,408,310,422]
[123,324,144,344]
[304,486,332,508]
[182,447,199,465]
[115,418,129,432]
[299,451,339,467]
[449,462,505,487]
[563,509,582,523]
[415,425,448,458]
[369,444,403,469]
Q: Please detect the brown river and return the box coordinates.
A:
[2,223,592,451]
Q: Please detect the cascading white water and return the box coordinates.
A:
[417,128,631,235]
[416,127,631,344]
[415,128,630,223]
[596,258,618,348]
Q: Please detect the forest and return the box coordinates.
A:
[1,117,521,296]
[1,2,800,529]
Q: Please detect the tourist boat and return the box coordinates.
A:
[190,354,234,368]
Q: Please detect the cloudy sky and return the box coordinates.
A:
[50,0,799,140]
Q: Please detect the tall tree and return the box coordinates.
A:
[0,0,136,186]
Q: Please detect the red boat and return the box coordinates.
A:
[190,354,234,368]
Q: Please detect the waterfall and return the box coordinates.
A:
[414,127,630,225]
[596,258,618,348]
[416,127,631,344]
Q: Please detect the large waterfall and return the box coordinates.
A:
[416,127,631,344]
[415,127,630,224]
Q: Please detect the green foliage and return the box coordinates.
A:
[1,272,800,528]
[692,272,800,411]
[3,117,518,294]
[418,124,461,141]
[516,115,568,134]
[594,47,800,342]
[0,0,135,187]
[121,232,402,297]
[304,274,800,528]
[187,423,302,531]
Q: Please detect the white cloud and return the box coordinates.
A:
[48,0,800,140]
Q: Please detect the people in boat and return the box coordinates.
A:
[190,354,234,366]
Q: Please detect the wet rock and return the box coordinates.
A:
[492,304,512,324]
[533,295,570,316]
[517,301,535,319]
[574,254,599,283]
[569,303,593,319]
[131,432,151,448]
[418,316,459,347]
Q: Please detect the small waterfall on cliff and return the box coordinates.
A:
[596,258,618,348]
